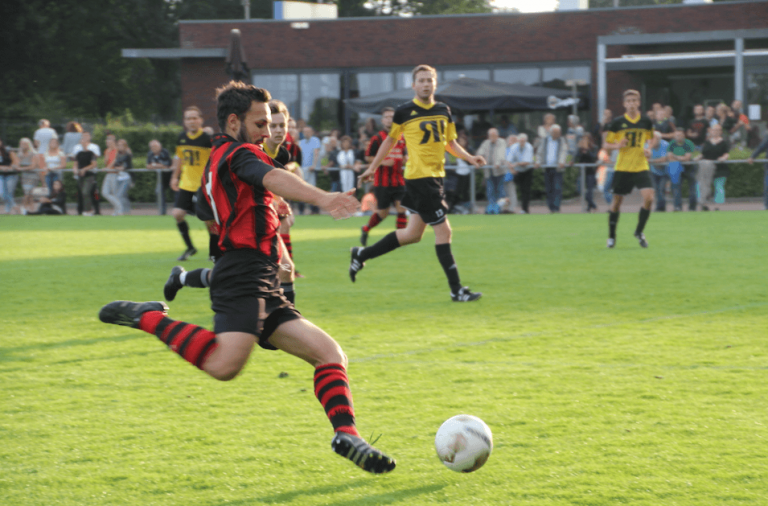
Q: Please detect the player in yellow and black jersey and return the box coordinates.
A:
[351,65,487,302]
[603,90,655,249]
[170,106,212,261]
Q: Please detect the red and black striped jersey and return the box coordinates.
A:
[366,130,406,187]
[284,133,303,166]
[199,133,280,262]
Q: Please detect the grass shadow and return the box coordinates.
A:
[0,333,146,363]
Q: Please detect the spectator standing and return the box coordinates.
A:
[500,134,518,214]
[593,109,612,149]
[476,128,507,214]
[667,128,697,211]
[696,124,729,211]
[536,113,556,148]
[18,138,42,213]
[41,136,66,193]
[747,132,768,210]
[0,138,20,214]
[594,109,615,204]
[535,124,568,213]
[447,135,473,214]
[654,107,675,141]
[647,131,670,212]
[61,122,83,158]
[337,136,357,194]
[686,104,709,148]
[572,133,599,212]
[114,139,133,215]
[323,137,341,192]
[25,179,66,215]
[497,115,517,138]
[717,104,735,136]
[33,119,57,154]
[566,115,585,157]
[506,133,534,214]
[664,106,676,127]
[72,132,101,216]
[363,118,378,140]
[705,105,718,128]
[101,135,121,214]
[728,100,750,147]
[146,139,173,215]
[321,128,340,156]
[298,126,321,214]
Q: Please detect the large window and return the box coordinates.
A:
[252,74,299,117]
[494,68,540,86]
[350,72,395,132]
[444,69,491,81]
[300,73,341,131]
[542,66,591,93]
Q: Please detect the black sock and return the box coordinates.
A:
[435,243,462,294]
[636,208,650,235]
[177,220,194,250]
[358,231,400,262]
[209,233,222,262]
[608,211,620,239]
[182,268,210,288]
[281,282,295,304]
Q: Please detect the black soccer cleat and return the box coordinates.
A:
[634,232,648,248]
[177,247,197,261]
[164,266,185,302]
[607,238,616,249]
[360,227,368,247]
[451,286,482,302]
[331,432,396,474]
[349,247,365,283]
[99,300,169,329]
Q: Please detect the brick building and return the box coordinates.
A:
[124,0,768,134]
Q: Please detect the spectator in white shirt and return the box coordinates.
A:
[535,125,568,213]
[506,133,534,214]
[33,119,57,154]
[337,136,357,193]
[476,128,508,214]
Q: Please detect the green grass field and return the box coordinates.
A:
[2,211,767,505]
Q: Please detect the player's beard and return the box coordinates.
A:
[237,123,252,144]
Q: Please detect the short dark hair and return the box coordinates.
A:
[215,81,271,131]
[269,99,289,118]
[381,107,395,114]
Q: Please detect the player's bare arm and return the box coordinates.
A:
[447,139,486,167]
[359,135,395,183]
[263,169,359,219]
[170,157,181,191]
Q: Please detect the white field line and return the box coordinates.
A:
[349,302,768,364]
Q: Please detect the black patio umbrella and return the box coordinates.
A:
[344,77,588,114]
[226,29,249,82]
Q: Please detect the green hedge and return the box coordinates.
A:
[92,111,183,155]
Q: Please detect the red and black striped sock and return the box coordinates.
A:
[362,213,383,233]
[396,212,408,229]
[138,311,218,370]
[314,363,360,436]
[280,233,293,259]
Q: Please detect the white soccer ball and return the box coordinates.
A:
[434,414,493,473]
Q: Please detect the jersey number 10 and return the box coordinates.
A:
[419,120,445,144]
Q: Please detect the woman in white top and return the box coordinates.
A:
[336,136,357,194]
[41,137,66,193]
[18,138,42,213]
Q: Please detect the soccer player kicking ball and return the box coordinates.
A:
[99,82,395,474]
[351,65,485,302]
[603,89,655,248]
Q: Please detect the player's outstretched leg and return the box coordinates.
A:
[269,319,396,474]
[164,266,211,301]
[99,300,219,371]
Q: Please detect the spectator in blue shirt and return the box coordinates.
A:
[298,126,322,215]
[647,131,670,212]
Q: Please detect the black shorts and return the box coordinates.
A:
[400,177,448,225]
[612,171,653,196]
[209,249,302,350]
[374,185,406,210]
[174,189,197,214]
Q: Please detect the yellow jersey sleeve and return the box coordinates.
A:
[388,123,404,142]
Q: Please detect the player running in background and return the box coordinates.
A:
[603,89,655,249]
[359,107,408,246]
[351,65,485,302]
[164,100,301,305]
[100,81,395,474]
[170,106,212,261]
